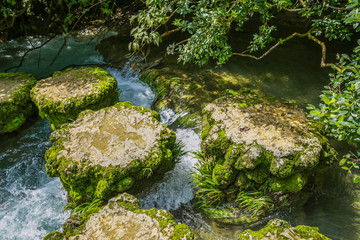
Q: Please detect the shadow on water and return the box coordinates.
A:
[0,28,359,239]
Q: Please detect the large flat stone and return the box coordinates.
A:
[46,102,178,204]
[31,67,118,129]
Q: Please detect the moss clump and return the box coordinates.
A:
[31,67,118,130]
[194,89,337,222]
[0,72,37,133]
[45,102,179,205]
[203,206,260,224]
[270,173,307,193]
[212,164,238,188]
[44,193,195,240]
[239,218,330,239]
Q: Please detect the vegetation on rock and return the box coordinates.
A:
[31,67,118,129]
[238,218,330,239]
[44,193,195,240]
[0,72,37,133]
[192,89,337,222]
[45,101,180,205]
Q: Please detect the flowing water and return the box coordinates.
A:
[0,33,359,240]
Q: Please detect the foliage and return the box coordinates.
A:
[236,190,274,217]
[191,152,225,208]
[0,0,118,36]
[64,198,104,215]
[308,42,360,145]
[130,0,359,66]
[308,39,360,182]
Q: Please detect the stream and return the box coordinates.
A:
[0,33,359,240]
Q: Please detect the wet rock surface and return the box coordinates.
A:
[0,72,37,133]
[31,67,118,129]
[45,102,178,204]
[44,193,195,240]
[238,218,330,240]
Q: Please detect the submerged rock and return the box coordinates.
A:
[194,89,337,223]
[45,101,178,204]
[31,67,118,129]
[238,218,330,239]
[0,72,37,134]
[44,193,194,240]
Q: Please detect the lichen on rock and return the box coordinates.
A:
[238,218,330,239]
[45,101,178,204]
[194,89,337,223]
[31,67,118,129]
[0,72,37,134]
[44,193,195,240]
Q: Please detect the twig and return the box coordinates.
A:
[233,30,332,67]
[5,36,56,72]
[49,37,67,66]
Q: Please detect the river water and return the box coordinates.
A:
[0,33,359,240]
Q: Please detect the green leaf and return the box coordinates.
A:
[322,95,330,104]
[354,177,360,184]
[339,158,347,165]
[357,128,360,135]
[310,110,320,115]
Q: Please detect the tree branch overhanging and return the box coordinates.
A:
[233,30,332,68]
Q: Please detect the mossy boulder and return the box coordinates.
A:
[31,67,118,129]
[139,67,252,129]
[195,89,337,221]
[44,193,195,240]
[45,101,178,204]
[0,72,37,134]
[238,218,330,239]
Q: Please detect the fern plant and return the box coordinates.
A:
[191,152,225,208]
[64,198,104,215]
[236,190,273,217]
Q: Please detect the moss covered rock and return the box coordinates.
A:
[0,72,37,134]
[45,101,178,204]
[31,67,118,129]
[44,193,194,240]
[195,89,337,222]
[238,218,330,239]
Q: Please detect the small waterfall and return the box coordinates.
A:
[139,108,201,210]
[107,64,155,109]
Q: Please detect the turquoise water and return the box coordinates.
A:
[0,32,358,239]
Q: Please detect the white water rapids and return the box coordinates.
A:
[1,34,360,240]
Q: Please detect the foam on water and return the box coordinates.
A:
[0,120,69,240]
[107,64,155,109]
[140,109,201,210]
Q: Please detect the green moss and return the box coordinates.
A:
[203,206,258,224]
[212,164,238,188]
[245,165,270,184]
[201,130,231,161]
[239,218,331,240]
[235,172,252,190]
[43,231,64,240]
[270,173,307,193]
[31,67,118,129]
[45,102,178,205]
[45,193,194,239]
[117,177,134,192]
[234,145,266,170]
[0,72,37,133]
[270,157,296,178]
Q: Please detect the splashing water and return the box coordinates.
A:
[0,120,69,240]
[140,109,201,210]
[107,64,155,109]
